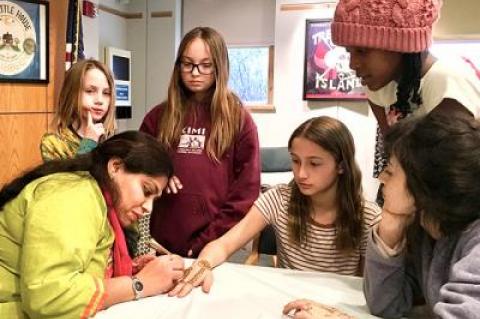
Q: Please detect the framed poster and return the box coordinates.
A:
[303,19,365,100]
[0,0,49,83]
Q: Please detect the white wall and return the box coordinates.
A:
[82,0,100,59]
[88,0,181,131]
[145,0,181,110]
[97,0,130,132]
[183,0,275,45]
[99,5,128,62]
[124,0,147,131]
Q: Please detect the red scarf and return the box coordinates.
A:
[102,189,133,277]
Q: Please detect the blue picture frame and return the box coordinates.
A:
[0,0,49,83]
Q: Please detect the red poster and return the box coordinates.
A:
[303,19,365,100]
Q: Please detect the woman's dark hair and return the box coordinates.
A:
[0,131,174,210]
[384,113,480,236]
[287,116,364,252]
[391,53,423,117]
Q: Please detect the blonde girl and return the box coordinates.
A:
[40,59,116,161]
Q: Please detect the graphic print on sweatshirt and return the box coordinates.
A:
[178,126,206,154]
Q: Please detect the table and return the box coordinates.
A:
[94,261,378,319]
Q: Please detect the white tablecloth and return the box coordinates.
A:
[94,261,378,319]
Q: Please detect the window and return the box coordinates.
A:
[228,46,274,111]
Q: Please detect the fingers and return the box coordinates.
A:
[132,254,155,273]
[167,178,176,194]
[82,111,105,142]
[283,299,311,314]
[172,175,183,189]
[161,254,185,280]
[172,269,185,281]
[157,254,184,267]
[283,299,315,319]
[168,280,188,297]
[291,311,312,319]
[86,108,93,126]
[166,176,183,194]
[168,284,182,296]
[201,271,213,293]
[168,260,212,297]
[138,254,156,265]
[386,109,401,126]
[170,254,185,270]
[173,279,195,297]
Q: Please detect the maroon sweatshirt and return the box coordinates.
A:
[140,102,260,256]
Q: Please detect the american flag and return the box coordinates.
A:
[65,0,84,70]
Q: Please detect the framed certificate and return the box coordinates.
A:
[0,0,49,83]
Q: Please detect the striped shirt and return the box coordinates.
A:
[255,184,381,275]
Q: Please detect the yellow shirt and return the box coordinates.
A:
[40,127,97,161]
[0,172,114,319]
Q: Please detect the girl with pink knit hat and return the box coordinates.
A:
[331,0,480,194]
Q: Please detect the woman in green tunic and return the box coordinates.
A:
[0,131,184,319]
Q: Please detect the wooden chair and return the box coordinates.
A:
[245,224,277,267]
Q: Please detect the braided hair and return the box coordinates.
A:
[390,53,423,117]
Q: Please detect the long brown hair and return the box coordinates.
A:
[385,113,480,237]
[52,59,116,137]
[157,27,243,161]
[287,116,364,252]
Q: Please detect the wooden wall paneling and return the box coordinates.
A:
[0,114,46,186]
[0,85,47,113]
[47,112,54,132]
[47,0,68,113]
[1,0,68,186]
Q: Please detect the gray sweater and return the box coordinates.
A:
[364,220,480,318]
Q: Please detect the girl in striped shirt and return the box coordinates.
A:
[170,116,380,297]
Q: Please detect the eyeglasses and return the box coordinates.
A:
[179,61,214,75]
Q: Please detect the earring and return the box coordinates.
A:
[338,162,344,174]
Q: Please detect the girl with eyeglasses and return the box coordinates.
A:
[139,27,260,258]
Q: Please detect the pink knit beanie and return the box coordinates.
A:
[331,0,441,53]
